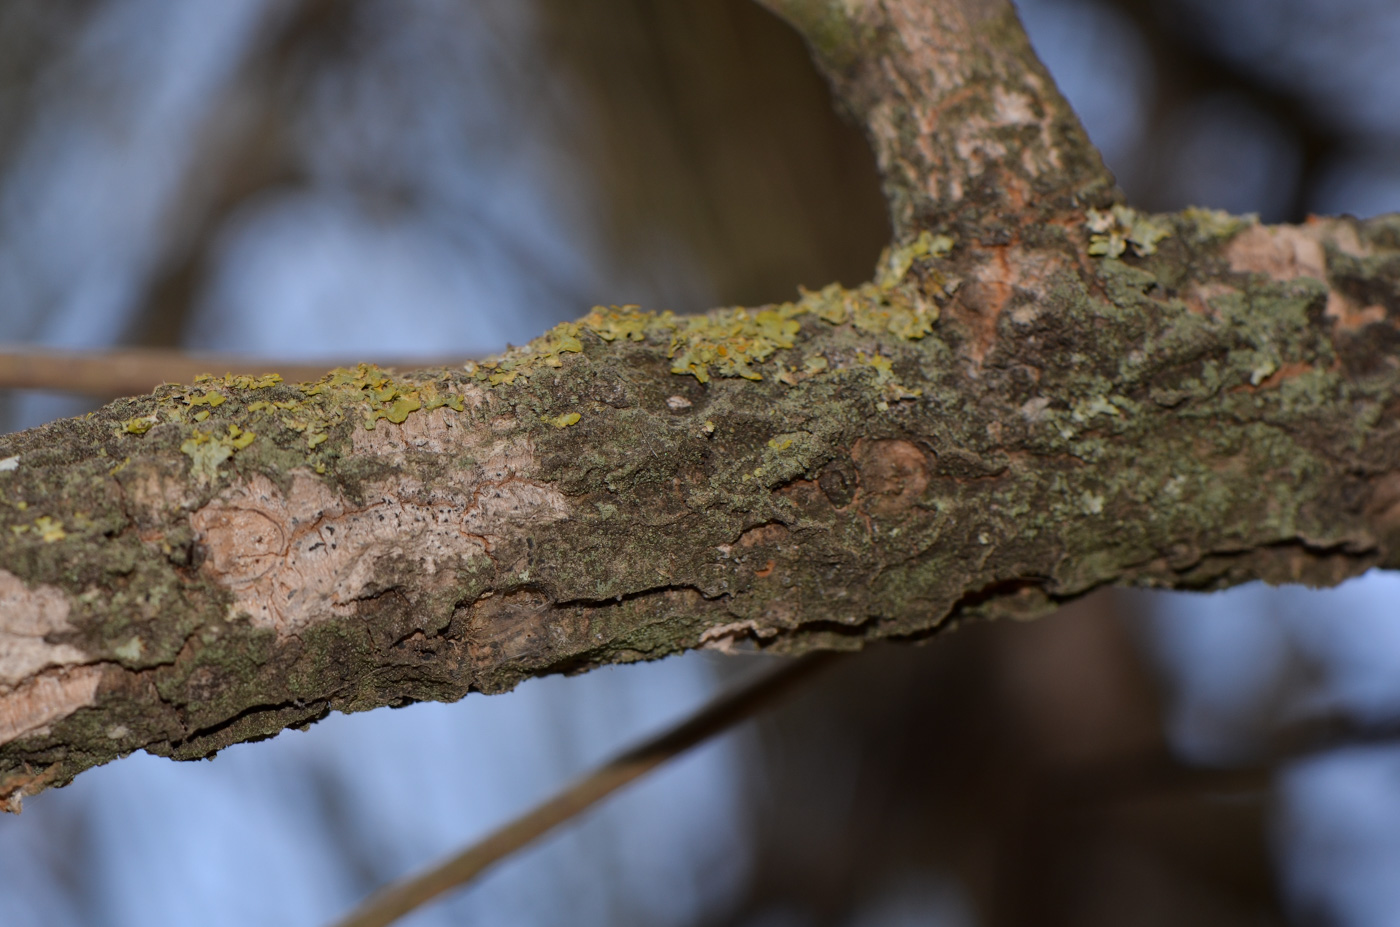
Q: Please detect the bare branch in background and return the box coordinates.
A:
[330,651,841,927]
[0,346,466,400]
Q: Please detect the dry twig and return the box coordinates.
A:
[329,651,842,927]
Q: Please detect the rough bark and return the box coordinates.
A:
[2,0,1400,809]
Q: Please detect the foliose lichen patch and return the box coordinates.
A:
[1086,205,1173,258]
[462,230,958,389]
[115,365,474,486]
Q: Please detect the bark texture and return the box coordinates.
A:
[2,0,1400,809]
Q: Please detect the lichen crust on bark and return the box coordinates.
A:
[4,201,1400,807]
[3,0,1400,808]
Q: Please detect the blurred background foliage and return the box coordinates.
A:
[2,0,1400,924]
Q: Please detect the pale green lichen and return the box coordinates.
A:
[1179,206,1256,242]
[1070,396,1124,422]
[181,425,256,485]
[744,430,822,485]
[113,637,143,661]
[857,352,923,407]
[1087,205,1172,258]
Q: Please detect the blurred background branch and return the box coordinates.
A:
[0,346,463,398]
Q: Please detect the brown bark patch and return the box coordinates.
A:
[462,590,558,670]
[950,246,1065,363]
[349,402,489,459]
[738,522,790,547]
[699,619,779,653]
[0,570,85,687]
[1366,471,1400,546]
[0,664,102,747]
[193,438,567,635]
[852,439,930,515]
[1226,224,1326,281]
[1326,295,1387,332]
[122,458,201,529]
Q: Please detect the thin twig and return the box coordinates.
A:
[0,345,465,398]
[328,651,844,927]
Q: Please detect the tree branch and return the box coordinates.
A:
[1,0,1398,809]
[757,0,1118,237]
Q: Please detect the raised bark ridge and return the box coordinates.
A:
[2,0,1400,809]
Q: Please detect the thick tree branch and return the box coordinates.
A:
[1,0,1398,809]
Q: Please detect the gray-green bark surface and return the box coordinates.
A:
[2,0,1399,809]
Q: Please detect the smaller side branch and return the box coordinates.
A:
[760,0,1118,236]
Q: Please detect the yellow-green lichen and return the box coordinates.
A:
[668,305,803,383]
[582,305,653,343]
[300,365,464,431]
[550,412,581,428]
[194,372,283,390]
[186,391,226,408]
[1070,395,1124,422]
[796,277,940,343]
[1086,205,1172,258]
[121,414,159,435]
[466,236,955,388]
[875,230,954,289]
[10,515,66,542]
[465,305,659,387]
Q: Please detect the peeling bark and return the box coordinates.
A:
[1,0,1400,809]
